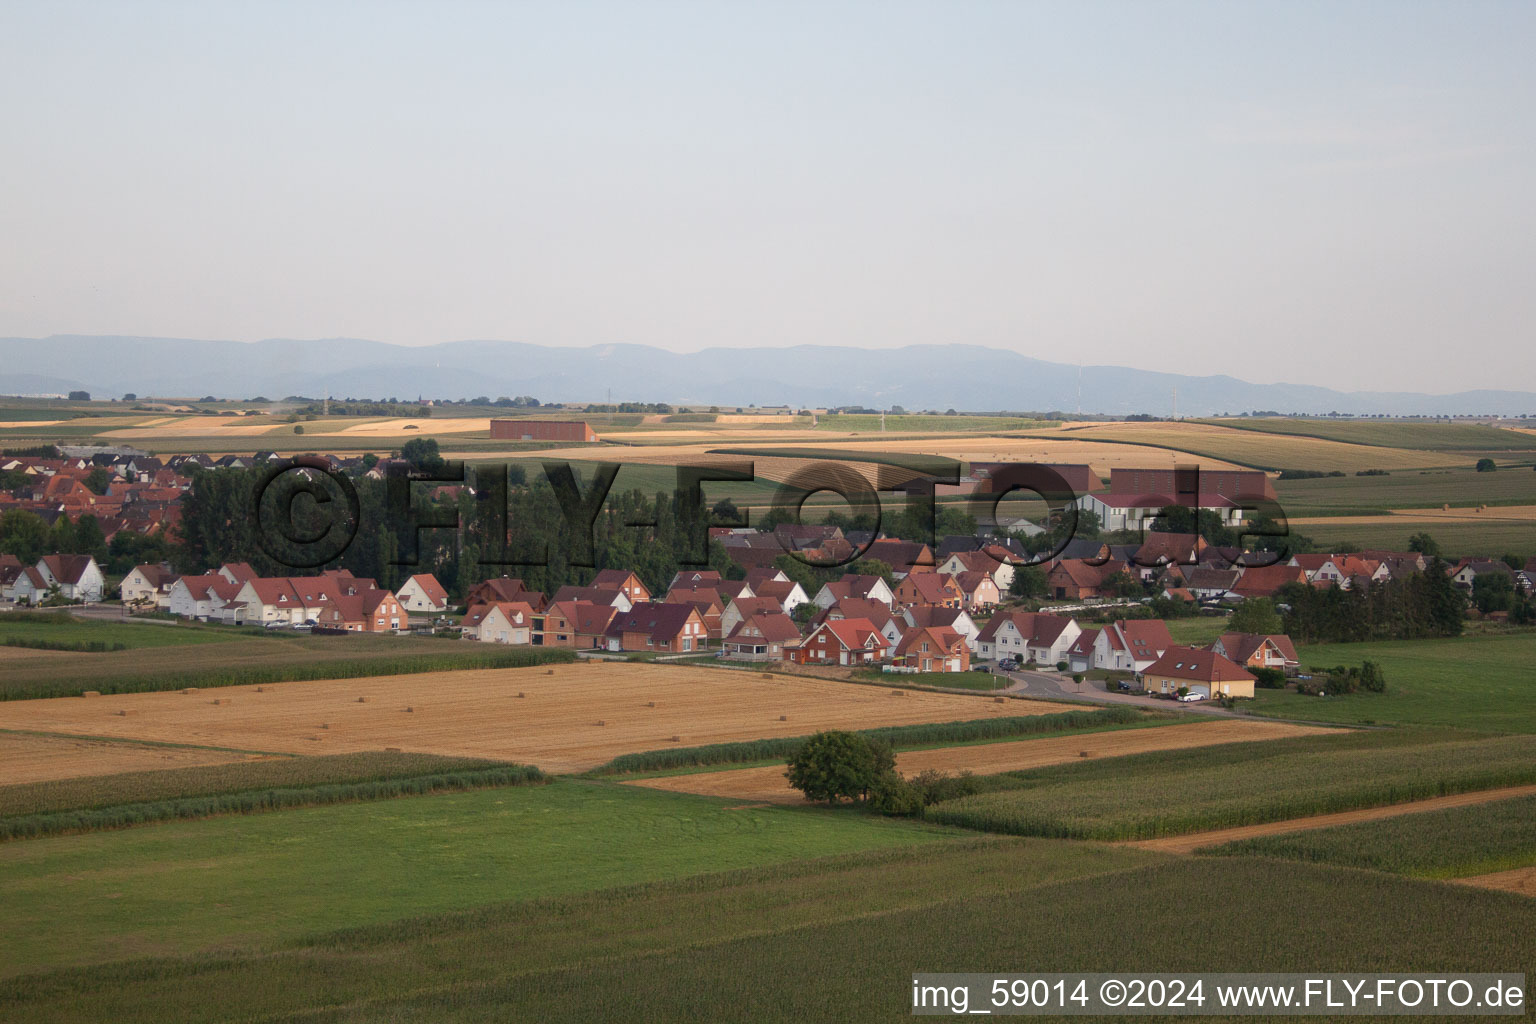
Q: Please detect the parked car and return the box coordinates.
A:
[1116,680,1133,693]
[1176,691,1206,702]
[997,657,1017,671]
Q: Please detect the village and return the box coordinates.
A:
[3,448,1526,704]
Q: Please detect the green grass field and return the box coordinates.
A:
[0,614,241,651]
[4,846,1529,1024]
[1206,418,1536,453]
[1203,793,1536,878]
[1250,631,1536,733]
[1163,615,1232,645]
[1276,465,1536,514]
[1289,518,1536,560]
[0,779,956,977]
[923,730,1536,841]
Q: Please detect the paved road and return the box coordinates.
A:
[995,668,1246,719]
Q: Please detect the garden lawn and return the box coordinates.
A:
[1250,632,1536,733]
[0,778,953,977]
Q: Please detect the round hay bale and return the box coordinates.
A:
[182,688,198,695]
[405,706,414,713]
[356,697,367,703]
[81,690,101,698]
[596,719,606,726]
[993,696,1006,703]
[779,714,787,721]
[1079,751,1091,758]
[255,686,265,693]
[516,692,525,698]
[646,701,656,708]
[385,746,402,752]
[669,735,681,742]
[546,668,555,675]
[115,709,127,716]
[320,723,329,729]
[890,690,903,696]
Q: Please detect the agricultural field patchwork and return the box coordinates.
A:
[922,730,1536,841]
[3,849,1528,1024]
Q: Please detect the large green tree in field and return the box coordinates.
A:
[786,731,895,804]
[1229,597,1283,635]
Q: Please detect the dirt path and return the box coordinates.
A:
[1452,865,1536,898]
[1127,784,1536,855]
[628,720,1338,805]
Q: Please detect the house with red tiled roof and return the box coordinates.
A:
[751,578,809,615]
[36,554,104,602]
[1045,559,1131,601]
[722,612,802,661]
[551,585,631,613]
[936,549,1015,590]
[603,601,708,653]
[900,604,980,650]
[891,572,963,609]
[811,574,895,611]
[166,574,244,620]
[952,570,1002,611]
[974,611,1080,665]
[663,587,726,638]
[1091,619,1173,673]
[1141,646,1256,699]
[1228,564,1308,600]
[1066,627,1100,673]
[720,595,788,641]
[532,600,588,647]
[812,598,906,648]
[396,573,450,614]
[893,625,970,674]
[790,617,889,666]
[1211,633,1300,675]
[121,562,179,608]
[317,589,405,633]
[592,569,652,605]
[862,538,934,577]
[467,576,532,607]
[463,601,536,644]
[668,569,722,591]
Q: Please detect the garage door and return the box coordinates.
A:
[1188,684,1210,697]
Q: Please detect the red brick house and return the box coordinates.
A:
[893,625,971,673]
[791,617,890,666]
[602,602,708,653]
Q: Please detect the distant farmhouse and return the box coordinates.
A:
[489,420,600,442]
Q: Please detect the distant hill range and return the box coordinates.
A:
[1,335,1532,417]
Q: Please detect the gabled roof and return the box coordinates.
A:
[1112,619,1172,660]
[743,567,789,587]
[130,563,178,588]
[809,616,888,652]
[604,601,700,643]
[593,568,646,590]
[463,600,536,628]
[664,586,724,612]
[727,595,787,621]
[1230,564,1308,597]
[953,570,998,595]
[903,604,970,630]
[667,569,721,589]
[403,573,449,605]
[894,624,965,658]
[898,572,959,604]
[725,612,802,644]
[1215,632,1299,665]
[975,611,1074,647]
[552,585,627,607]
[1067,627,1100,657]
[815,598,899,633]
[1145,646,1256,684]
[39,554,96,585]
[1133,533,1208,566]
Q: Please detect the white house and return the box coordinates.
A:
[1091,619,1173,673]
[463,601,534,644]
[121,563,178,607]
[974,612,1081,665]
[36,554,105,603]
[167,574,242,620]
[811,574,895,611]
[396,573,450,614]
[1074,492,1246,534]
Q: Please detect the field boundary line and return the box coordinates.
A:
[0,727,297,760]
[1129,783,1536,855]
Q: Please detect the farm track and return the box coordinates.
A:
[0,662,1058,775]
[628,720,1339,804]
[1127,784,1536,855]
[1453,865,1536,898]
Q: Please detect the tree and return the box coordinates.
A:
[1010,564,1048,600]
[122,393,136,401]
[67,390,91,401]
[401,437,444,472]
[785,731,895,804]
[710,497,741,523]
[1229,597,1283,635]
[1475,459,1497,473]
[83,467,112,495]
[1408,532,1440,557]
[293,424,304,434]
[1473,571,1514,614]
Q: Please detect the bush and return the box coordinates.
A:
[1476,458,1496,472]
[1252,667,1287,689]
[1055,661,1068,671]
[866,771,922,816]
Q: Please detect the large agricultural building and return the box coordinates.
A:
[489,419,601,442]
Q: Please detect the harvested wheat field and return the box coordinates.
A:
[1454,865,1536,898]
[630,720,1337,805]
[0,663,1054,774]
[0,731,271,785]
[1128,784,1536,855]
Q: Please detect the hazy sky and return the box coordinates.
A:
[2,1,1532,392]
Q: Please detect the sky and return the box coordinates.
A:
[1,1,1532,393]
